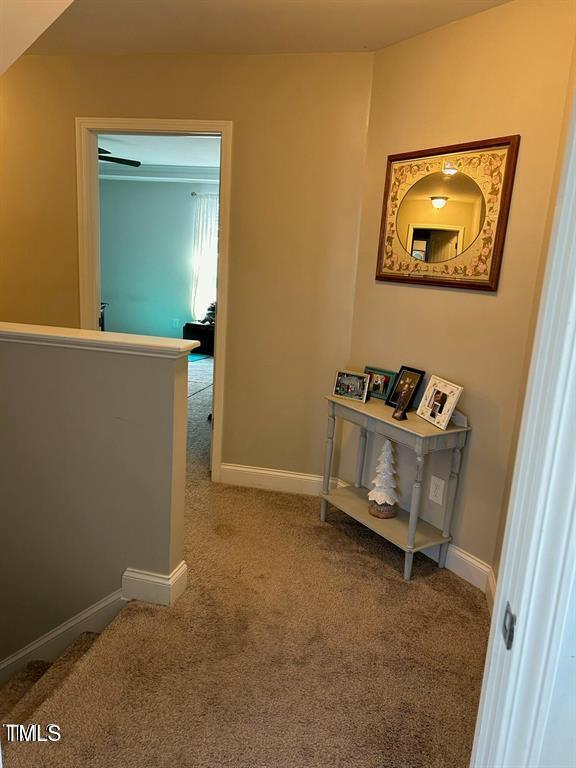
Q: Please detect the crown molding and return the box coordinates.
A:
[98,163,220,183]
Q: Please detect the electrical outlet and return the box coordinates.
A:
[429,475,445,505]
[172,318,180,329]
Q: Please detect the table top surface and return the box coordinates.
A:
[326,394,471,437]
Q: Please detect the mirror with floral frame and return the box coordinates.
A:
[376,136,520,291]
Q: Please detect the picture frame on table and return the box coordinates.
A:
[417,375,463,430]
[385,366,425,410]
[333,370,371,403]
[364,366,397,401]
[392,387,411,421]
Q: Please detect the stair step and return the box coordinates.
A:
[6,632,99,724]
[0,660,51,722]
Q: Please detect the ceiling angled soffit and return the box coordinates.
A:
[28,0,512,56]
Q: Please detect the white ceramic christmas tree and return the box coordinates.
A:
[368,439,398,518]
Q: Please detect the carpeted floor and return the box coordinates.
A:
[187,356,214,398]
[0,661,50,723]
[5,380,490,767]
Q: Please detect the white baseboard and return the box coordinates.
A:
[447,545,491,592]
[217,463,492,593]
[485,566,497,614]
[0,590,125,685]
[122,560,188,607]
[0,561,189,685]
[424,543,491,592]
[219,463,345,496]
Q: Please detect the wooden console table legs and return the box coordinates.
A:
[405,453,427,580]
[355,428,368,488]
[319,397,469,581]
[439,446,462,568]
[320,402,336,523]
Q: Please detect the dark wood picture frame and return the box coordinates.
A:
[376,135,520,291]
[385,366,425,410]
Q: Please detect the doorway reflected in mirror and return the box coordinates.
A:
[397,171,486,261]
[376,135,520,290]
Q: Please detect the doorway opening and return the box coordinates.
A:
[98,133,220,446]
[76,118,232,481]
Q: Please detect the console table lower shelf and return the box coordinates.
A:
[322,485,450,557]
[320,395,470,580]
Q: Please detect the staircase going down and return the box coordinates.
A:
[0,633,99,733]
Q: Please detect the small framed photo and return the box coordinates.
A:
[333,370,370,403]
[385,366,425,410]
[364,366,397,401]
[392,390,409,421]
[417,375,463,430]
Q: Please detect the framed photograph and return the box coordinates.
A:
[385,366,425,410]
[333,370,370,403]
[364,366,397,401]
[417,375,463,430]
[392,389,409,421]
[375,135,520,291]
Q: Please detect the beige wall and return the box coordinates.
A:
[348,0,575,565]
[0,1,574,574]
[490,34,576,577]
[0,52,373,478]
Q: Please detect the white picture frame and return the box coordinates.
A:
[333,370,370,403]
[417,375,463,430]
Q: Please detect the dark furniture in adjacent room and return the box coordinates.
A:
[183,322,214,356]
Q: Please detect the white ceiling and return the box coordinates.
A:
[98,134,221,167]
[406,171,483,203]
[29,0,510,55]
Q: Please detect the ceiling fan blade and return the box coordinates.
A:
[98,148,112,155]
[99,155,141,168]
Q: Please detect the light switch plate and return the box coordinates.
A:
[429,475,445,505]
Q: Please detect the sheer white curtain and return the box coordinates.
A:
[190,193,219,321]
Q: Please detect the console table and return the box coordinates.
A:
[320,395,470,580]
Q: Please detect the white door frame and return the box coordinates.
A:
[471,103,575,765]
[406,223,465,258]
[75,117,232,481]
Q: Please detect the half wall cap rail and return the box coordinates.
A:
[0,322,200,359]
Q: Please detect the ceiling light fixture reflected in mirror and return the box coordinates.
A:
[442,160,458,176]
[377,135,520,290]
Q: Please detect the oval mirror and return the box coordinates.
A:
[396,171,486,263]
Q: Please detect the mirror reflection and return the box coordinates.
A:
[396,170,486,263]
